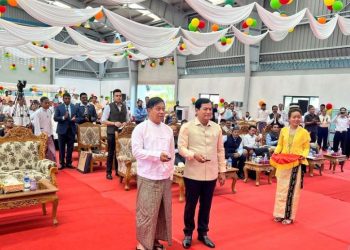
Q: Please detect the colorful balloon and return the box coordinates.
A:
[0,5,7,13]
[324,0,335,6]
[251,19,257,27]
[246,18,254,26]
[327,5,333,10]
[191,18,200,27]
[332,1,343,11]
[7,0,17,7]
[270,0,282,9]
[198,20,206,29]
[242,21,248,29]
[279,0,289,4]
[95,11,104,20]
[317,17,327,24]
[188,23,197,32]
[211,24,219,32]
[225,0,234,5]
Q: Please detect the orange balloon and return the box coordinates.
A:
[211,24,219,32]
[95,11,104,20]
[317,17,327,24]
[7,0,17,7]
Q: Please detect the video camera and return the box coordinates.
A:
[17,80,27,97]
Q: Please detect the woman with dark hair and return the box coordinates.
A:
[270,107,310,225]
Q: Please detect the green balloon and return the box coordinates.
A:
[270,0,282,10]
[0,0,7,5]
[333,1,343,12]
[188,23,197,32]
[251,19,257,27]
[89,16,95,22]
[220,37,227,43]
[225,0,235,5]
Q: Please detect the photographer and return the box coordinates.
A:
[332,107,350,153]
[12,96,31,127]
[75,92,97,124]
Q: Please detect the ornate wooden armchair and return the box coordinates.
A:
[115,124,136,190]
[0,127,58,186]
[77,123,108,172]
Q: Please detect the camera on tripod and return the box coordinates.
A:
[17,80,27,98]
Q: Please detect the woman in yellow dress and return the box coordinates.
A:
[270,107,310,225]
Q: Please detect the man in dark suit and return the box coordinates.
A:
[75,92,97,124]
[54,93,77,170]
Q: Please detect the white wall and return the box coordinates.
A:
[101,79,130,99]
[55,77,101,96]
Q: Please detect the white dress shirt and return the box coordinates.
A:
[242,134,258,148]
[32,108,54,136]
[319,114,331,128]
[257,109,269,122]
[3,105,14,116]
[101,103,130,122]
[131,120,175,180]
[332,116,350,132]
[13,104,31,126]
[266,113,284,125]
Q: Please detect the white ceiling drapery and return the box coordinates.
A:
[185,0,255,25]
[45,39,88,56]
[214,38,235,53]
[181,27,230,47]
[104,8,180,47]
[0,18,62,41]
[0,30,28,46]
[231,26,268,45]
[338,16,350,36]
[306,10,339,40]
[17,0,102,27]
[178,38,207,55]
[134,37,181,58]
[269,30,289,42]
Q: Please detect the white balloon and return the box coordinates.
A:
[224,4,232,8]
[273,11,280,16]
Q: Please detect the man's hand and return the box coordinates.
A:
[233,153,240,158]
[85,117,89,121]
[71,116,76,122]
[218,172,226,186]
[194,153,206,163]
[160,152,171,162]
[255,136,261,142]
[64,112,69,119]
[114,122,121,127]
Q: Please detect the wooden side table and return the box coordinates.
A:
[306,157,325,176]
[323,154,347,173]
[243,161,274,186]
[224,167,239,193]
[173,172,185,202]
[0,180,59,225]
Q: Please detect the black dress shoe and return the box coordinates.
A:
[182,236,192,249]
[58,166,65,170]
[106,174,113,180]
[198,235,215,248]
[66,164,74,169]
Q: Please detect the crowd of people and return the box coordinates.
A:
[1,89,349,250]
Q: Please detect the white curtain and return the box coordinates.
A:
[23,44,71,59]
[4,47,35,59]
[338,16,350,36]
[214,38,235,53]
[178,38,207,55]
[89,56,107,63]
[66,27,128,52]
[269,30,289,42]
[231,26,268,45]
[104,8,180,47]
[134,37,181,58]
[0,18,62,41]
[306,10,338,40]
[107,55,125,63]
[17,0,102,27]
[185,0,255,25]
[46,39,88,56]
[256,4,306,31]
[0,30,28,46]
[101,0,145,3]
[181,27,229,47]
[127,51,148,60]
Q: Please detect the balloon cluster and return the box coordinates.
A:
[150,59,156,68]
[188,18,206,32]
[242,17,257,29]
[270,0,293,9]
[32,41,49,49]
[41,66,48,72]
[219,37,233,46]
[28,64,35,71]
[9,63,16,70]
[4,52,11,58]
[218,98,225,108]
[191,97,196,105]
[324,0,343,11]
[159,58,165,66]
[326,103,333,115]
[0,0,17,15]
[179,43,186,51]
[29,87,38,92]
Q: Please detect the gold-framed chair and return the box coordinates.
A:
[77,123,108,172]
[115,124,136,190]
[0,127,58,186]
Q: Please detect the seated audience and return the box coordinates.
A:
[221,120,233,135]
[242,125,269,157]
[223,127,246,178]
[267,105,284,128]
[134,99,147,124]
[243,111,253,121]
[266,124,280,147]
[256,103,269,132]
[0,116,14,137]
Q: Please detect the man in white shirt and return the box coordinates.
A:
[332,107,349,153]
[267,105,284,127]
[318,109,331,151]
[242,125,269,157]
[32,97,56,162]
[131,97,175,250]
[12,97,31,127]
[256,103,269,132]
[278,103,288,126]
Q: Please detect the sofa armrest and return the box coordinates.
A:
[35,159,58,186]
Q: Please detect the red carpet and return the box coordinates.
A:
[1,153,350,250]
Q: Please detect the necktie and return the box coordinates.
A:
[66,105,70,118]
[84,105,88,116]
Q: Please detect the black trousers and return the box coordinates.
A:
[345,129,350,157]
[183,177,216,236]
[58,127,75,166]
[333,131,346,152]
[107,133,118,175]
[317,127,328,150]
[231,155,246,175]
[309,131,317,143]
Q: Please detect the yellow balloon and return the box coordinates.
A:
[246,18,254,26]
[226,38,233,44]
[191,18,200,27]
[127,43,133,48]
[181,43,186,49]
[324,0,335,6]
[288,27,294,32]
[287,0,293,4]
